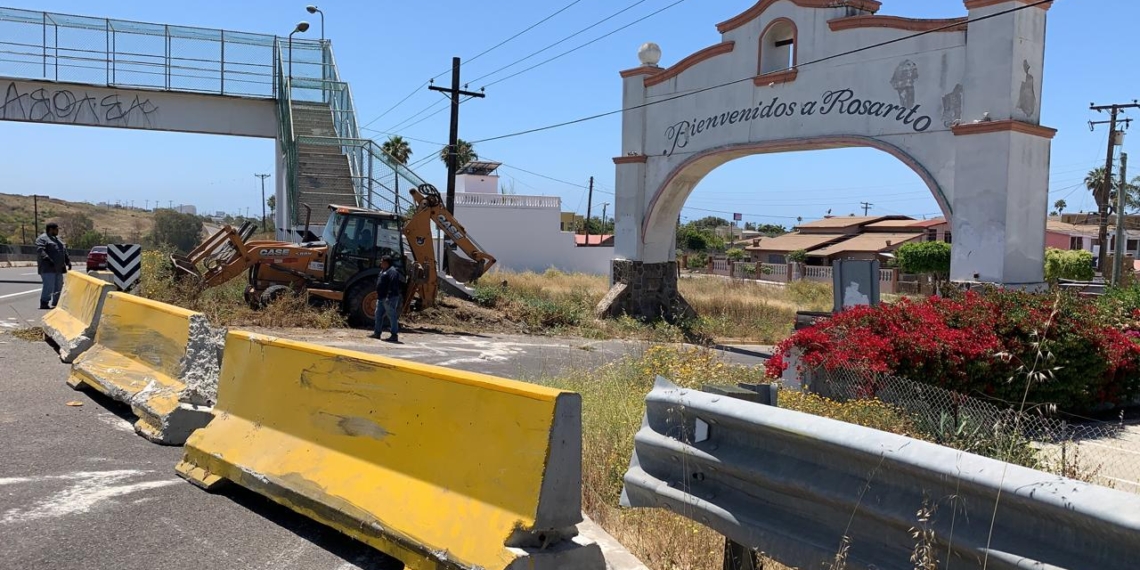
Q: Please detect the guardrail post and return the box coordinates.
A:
[701,383,776,570]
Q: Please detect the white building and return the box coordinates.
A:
[452,162,613,276]
[175,204,197,215]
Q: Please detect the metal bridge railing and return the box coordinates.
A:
[0,6,325,98]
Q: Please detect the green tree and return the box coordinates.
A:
[1085,166,1140,213]
[787,249,808,264]
[678,225,710,252]
[266,195,276,213]
[148,209,204,253]
[725,247,747,261]
[54,212,94,244]
[72,230,115,250]
[755,223,786,236]
[895,241,951,283]
[381,135,413,165]
[690,216,730,229]
[0,234,8,245]
[1053,199,1067,214]
[438,139,478,168]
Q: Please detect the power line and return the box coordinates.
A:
[470,0,1053,144]
[463,0,586,69]
[481,0,688,89]
[466,0,652,86]
[358,0,585,130]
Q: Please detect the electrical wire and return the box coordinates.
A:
[481,0,688,89]
[469,0,1054,144]
[466,0,652,86]
[358,0,586,130]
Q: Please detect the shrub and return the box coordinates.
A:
[1044,247,1094,282]
[685,252,708,270]
[787,249,808,263]
[766,287,1140,412]
[895,241,951,278]
[725,247,747,261]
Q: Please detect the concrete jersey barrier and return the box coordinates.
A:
[177,331,604,570]
[42,270,115,362]
[68,292,222,445]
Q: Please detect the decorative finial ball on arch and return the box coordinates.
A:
[638,42,661,66]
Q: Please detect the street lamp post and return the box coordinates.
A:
[287,21,310,81]
[306,5,325,41]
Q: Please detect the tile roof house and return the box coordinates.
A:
[744,215,926,265]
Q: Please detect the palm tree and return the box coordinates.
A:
[381,135,412,165]
[1087,166,1140,213]
[1053,199,1066,214]
[439,139,478,168]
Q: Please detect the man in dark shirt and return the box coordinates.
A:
[35,222,71,309]
[372,255,403,343]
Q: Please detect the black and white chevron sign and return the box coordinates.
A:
[108,244,142,291]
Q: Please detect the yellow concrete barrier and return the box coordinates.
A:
[69,292,222,445]
[42,271,116,362]
[177,331,603,570]
[88,270,115,285]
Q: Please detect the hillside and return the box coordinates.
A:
[0,193,156,245]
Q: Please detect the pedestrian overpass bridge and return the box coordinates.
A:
[0,6,426,234]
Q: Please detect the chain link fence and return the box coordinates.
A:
[810,367,1140,494]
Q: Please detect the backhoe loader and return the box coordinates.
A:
[170,183,495,325]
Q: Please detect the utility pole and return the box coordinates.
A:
[601,202,610,234]
[20,223,26,244]
[31,194,47,232]
[584,176,595,246]
[1090,101,1138,274]
[428,57,485,214]
[861,201,873,216]
[255,174,271,231]
[1113,153,1129,286]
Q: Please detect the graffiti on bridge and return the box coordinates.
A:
[0,82,158,128]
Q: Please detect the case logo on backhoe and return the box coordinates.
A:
[435,215,465,240]
[260,248,291,256]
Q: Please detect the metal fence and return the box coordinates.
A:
[810,367,1140,494]
[0,6,325,98]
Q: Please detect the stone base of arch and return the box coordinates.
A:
[595,260,696,323]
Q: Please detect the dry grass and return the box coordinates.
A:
[0,192,155,243]
[139,249,346,329]
[7,326,45,342]
[479,269,834,344]
[538,345,769,570]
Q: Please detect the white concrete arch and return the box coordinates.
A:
[600,0,1055,319]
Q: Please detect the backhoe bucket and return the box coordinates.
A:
[445,248,487,284]
[170,222,256,286]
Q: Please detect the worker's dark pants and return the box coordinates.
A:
[375,296,401,337]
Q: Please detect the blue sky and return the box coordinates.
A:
[0,0,1134,228]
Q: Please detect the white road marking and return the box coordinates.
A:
[20,272,36,276]
[96,413,136,433]
[0,289,39,300]
[0,469,180,524]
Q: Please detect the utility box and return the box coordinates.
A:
[832,258,880,311]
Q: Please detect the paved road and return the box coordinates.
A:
[246,327,773,381]
[0,337,401,570]
[0,265,46,331]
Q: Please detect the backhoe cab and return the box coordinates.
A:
[170,183,495,327]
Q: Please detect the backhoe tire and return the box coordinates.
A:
[260,285,292,308]
[346,283,378,328]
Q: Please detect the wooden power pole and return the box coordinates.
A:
[1113,152,1129,285]
[428,57,485,214]
[1090,101,1139,275]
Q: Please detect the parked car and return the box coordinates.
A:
[86,246,108,272]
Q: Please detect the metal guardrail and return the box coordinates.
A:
[621,377,1140,570]
[0,6,325,98]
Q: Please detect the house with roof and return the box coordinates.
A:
[744,215,932,265]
